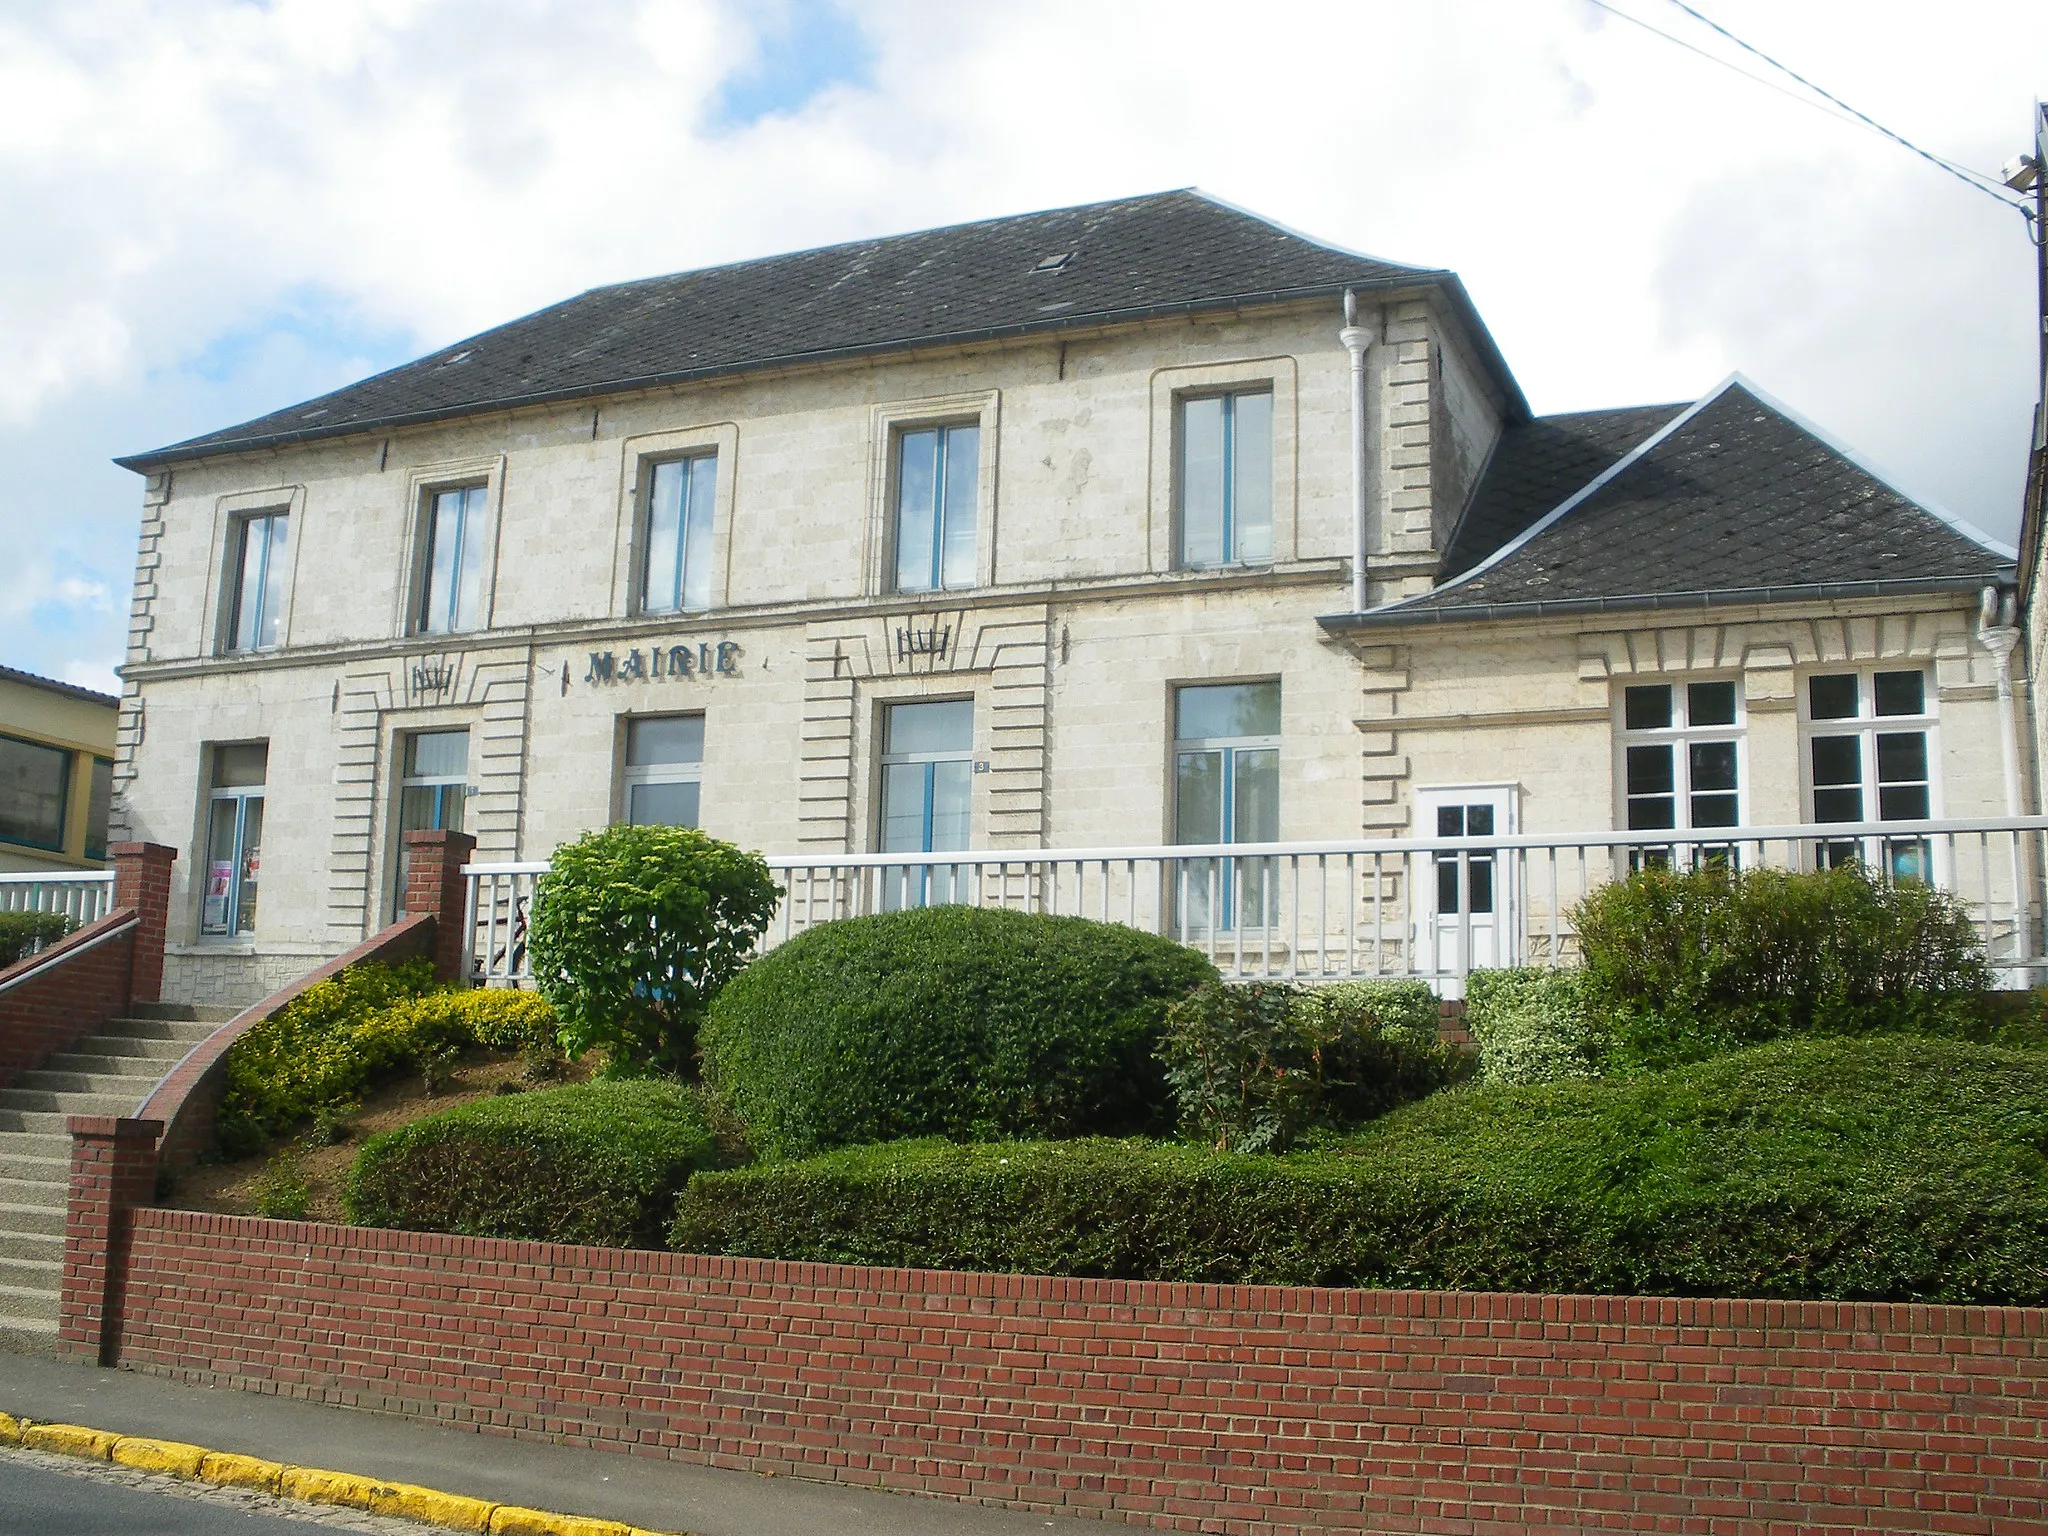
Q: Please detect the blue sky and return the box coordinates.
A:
[0,0,2039,694]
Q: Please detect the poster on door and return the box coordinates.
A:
[204,859,233,930]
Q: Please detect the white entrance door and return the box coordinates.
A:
[1413,785,1517,989]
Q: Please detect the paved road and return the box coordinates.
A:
[0,1455,359,1535]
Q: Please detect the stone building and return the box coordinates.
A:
[108,191,2025,1006]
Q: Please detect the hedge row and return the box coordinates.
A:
[0,911,72,970]
[671,1034,2048,1303]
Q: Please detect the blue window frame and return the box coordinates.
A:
[894,425,978,593]
[642,455,717,614]
[879,699,972,907]
[1178,390,1273,568]
[1172,681,1280,932]
[395,729,468,918]
[227,510,290,651]
[418,486,487,634]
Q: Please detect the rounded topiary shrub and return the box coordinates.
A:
[342,1079,715,1249]
[700,907,1217,1158]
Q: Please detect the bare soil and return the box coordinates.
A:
[169,1047,594,1223]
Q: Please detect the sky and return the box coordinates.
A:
[0,0,2040,696]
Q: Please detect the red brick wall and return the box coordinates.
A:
[60,1115,163,1364]
[0,911,138,1091]
[106,1211,2048,1535]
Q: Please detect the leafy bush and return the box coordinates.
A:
[527,824,780,1077]
[700,907,1217,1159]
[1158,979,1459,1151]
[673,1035,2048,1303]
[345,1080,716,1248]
[1573,864,1991,1069]
[1464,968,1602,1085]
[0,910,73,970]
[249,1150,311,1221]
[217,966,559,1158]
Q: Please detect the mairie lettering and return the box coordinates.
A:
[584,639,742,686]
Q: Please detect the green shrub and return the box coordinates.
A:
[527,824,780,1078]
[700,907,1217,1158]
[673,1035,2048,1303]
[1573,864,1991,1069]
[345,1080,717,1248]
[217,966,560,1158]
[1465,968,1602,1085]
[0,910,73,970]
[249,1150,311,1220]
[1158,979,1458,1151]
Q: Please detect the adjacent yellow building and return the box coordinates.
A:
[0,665,116,873]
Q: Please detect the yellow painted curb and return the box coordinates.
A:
[23,1422,118,1460]
[197,1449,285,1494]
[3,1404,692,1536]
[111,1436,210,1477]
[490,1507,634,1536]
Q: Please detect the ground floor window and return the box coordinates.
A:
[1805,668,1935,880]
[1172,680,1279,932]
[201,743,267,937]
[1618,677,1743,867]
[0,733,71,853]
[879,698,972,907]
[623,715,704,827]
[395,728,468,917]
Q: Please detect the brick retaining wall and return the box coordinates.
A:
[0,912,138,1092]
[101,1209,2048,1535]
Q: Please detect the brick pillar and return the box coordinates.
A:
[60,1115,162,1365]
[110,842,177,1006]
[402,829,477,985]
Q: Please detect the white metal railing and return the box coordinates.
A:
[0,869,116,935]
[462,816,2048,988]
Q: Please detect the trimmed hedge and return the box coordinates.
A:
[700,907,1217,1158]
[0,910,72,970]
[345,1080,716,1249]
[672,1035,2048,1302]
[1464,968,1601,1085]
[217,966,559,1157]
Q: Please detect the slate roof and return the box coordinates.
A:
[1329,377,2015,629]
[122,190,1520,469]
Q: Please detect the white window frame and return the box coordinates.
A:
[224,508,292,653]
[866,393,999,595]
[620,714,705,828]
[397,458,503,639]
[1146,357,1297,574]
[638,452,721,616]
[1170,679,1282,935]
[1174,387,1276,570]
[1613,676,1748,862]
[199,742,268,940]
[208,484,304,656]
[1799,665,1941,880]
[889,421,981,595]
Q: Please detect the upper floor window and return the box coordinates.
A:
[1619,679,1743,842]
[894,424,978,594]
[1805,668,1935,880]
[417,485,487,634]
[642,455,717,614]
[226,510,290,652]
[0,734,71,853]
[623,715,704,827]
[1178,390,1272,568]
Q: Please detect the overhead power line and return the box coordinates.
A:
[1585,0,2029,216]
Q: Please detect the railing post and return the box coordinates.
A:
[109,843,176,1006]
[60,1115,162,1365]
[402,829,479,984]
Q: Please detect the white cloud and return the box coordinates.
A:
[0,0,2040,686]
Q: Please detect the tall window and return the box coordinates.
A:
[1805,668,1935,880]
[1173,681,1280,932]
[201,743,266,937]
[395,729,468,916]
[1619,680,1743,864]
[623,715,704,827]
[0,735,71,853]
[226,510,290,651]
[894,425,978,593]
[1178,390,1273,568]
[879,699,972,906]
[642,455,717,614]
[417,486,487,634]
[84,757,112,862]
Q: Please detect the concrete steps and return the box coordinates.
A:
[0,1007,233,1355]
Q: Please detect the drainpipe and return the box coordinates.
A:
[1978,585,2029,969]
[1341,290,1374,612]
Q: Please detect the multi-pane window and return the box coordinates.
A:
[226,510,290,651]
[894,425,979,593]
[1178,390,1273,568]
[642,455,717,614]
[201,743,266,937]
[623,716,704,828]
[879,699,973,906]
[0,734,71,852]
[417,486,487,634]
[1619,681,1743,860]
[1433,802,1496,920]
[395,729,468,917]
[1805,669,1935,880]
[1173,681,1280,931]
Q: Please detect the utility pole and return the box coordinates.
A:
[2008,104,2047,601]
